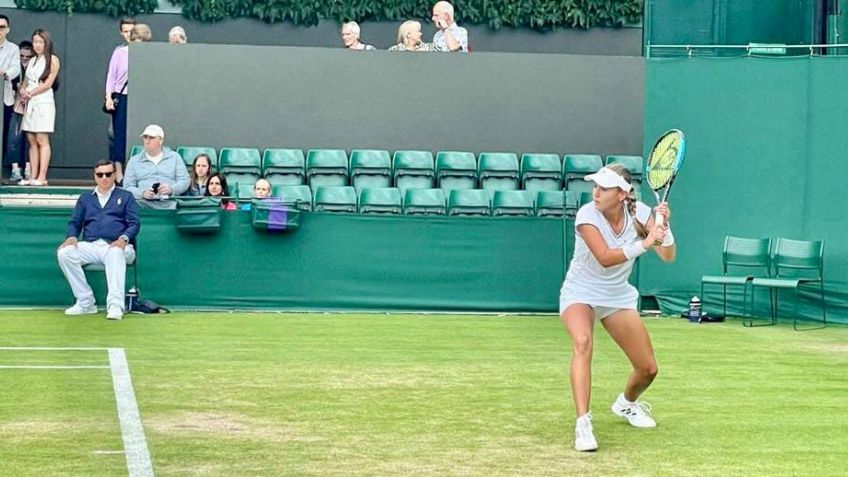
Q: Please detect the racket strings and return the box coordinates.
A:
[647,134,681,188]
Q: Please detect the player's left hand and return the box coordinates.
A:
[110,237,127,249]
[655,202,671,226]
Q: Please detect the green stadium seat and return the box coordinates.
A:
[521,153,562,192]
[306,149,348,189]
[219,148,262,175]
[605,155,644,184]
[535,190,566,217]
[564,190,579,217]
[750,238,826,331]
[701,236,771,324]
[227,173,261,202]
[177,146,218,169]
[563,154,603,195]
[403,188,446,216]
[478,152,519,193]
[578,191,593,207]
[129,145,143,160]
[263,149,305,186]
[492,190,535,217]
[393,151,435,193]
[350,150,392,192]
[272,184,312,211]
[358,187,402,215]
[448,189,490,217]
[313,186,357,213]
[436,151,477,193]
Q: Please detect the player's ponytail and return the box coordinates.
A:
[608,164,648,240]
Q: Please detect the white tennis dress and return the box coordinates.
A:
[559,201,652,314]
[21,55,55,134]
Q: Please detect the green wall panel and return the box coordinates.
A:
[0,208,565,313]
[644,56,848,325]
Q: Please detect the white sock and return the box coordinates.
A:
[618,393,635,406]
[576,412,592,425]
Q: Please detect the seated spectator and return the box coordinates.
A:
[432,1,469,52]
[132,23,152,42]
[253,178,272,199]
[240,178,273,210]
[341,22,375,50]
[123,124,189,203]
[168,26,187,44]
[187,153,212,196]
[388,21,440,52]
[204,172,236,210]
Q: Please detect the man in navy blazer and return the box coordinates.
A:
[57,160,140,320]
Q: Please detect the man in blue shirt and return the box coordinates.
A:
[57,160,140,320]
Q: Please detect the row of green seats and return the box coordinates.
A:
[127,146,643,196]
[267,185,580,217]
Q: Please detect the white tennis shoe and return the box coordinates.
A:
[611,393,656,428]
[106,306,123,320]
[65,303,97,316]
[574,412,598,452]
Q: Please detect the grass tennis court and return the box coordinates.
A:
[1,311,845,476]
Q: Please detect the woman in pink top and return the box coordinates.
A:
[104,18,136,183]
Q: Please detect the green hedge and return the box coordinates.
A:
[13,0,642,30]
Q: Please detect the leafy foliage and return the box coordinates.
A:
[14,0,643,30]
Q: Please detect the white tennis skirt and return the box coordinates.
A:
[21,102,55,133]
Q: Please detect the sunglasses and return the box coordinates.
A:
[95,172,115,178]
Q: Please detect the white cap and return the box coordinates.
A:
[140,124,164,138]
[584,167,632,192]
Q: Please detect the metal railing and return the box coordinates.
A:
[646,43,848,58]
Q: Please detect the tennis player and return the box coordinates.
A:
[561,164,676,452]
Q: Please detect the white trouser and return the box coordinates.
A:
[56,239,136,311]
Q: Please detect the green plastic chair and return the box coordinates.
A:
[605,155,644,185]
[563,154,603,195]
[313,186,357,213]
[535,190,566,217]
[436,151,477,193]
[393,151,435,193]
[403,188,446,216]
[306,149,349,189]
[521,153,562,192]
[128,145,144,161]
[750,238,826,330]
[177,146,218,169]
[350,150,392,192]
[701,237,772,323]
[578,191,593,207]
[448,189,490,217]
[219,148,262,175]
[491,190,534,217]
[227,173,261,202]
[478,152,519,193]
[263,149,305,186]
[358,187,402,215]
[272,184,312,211]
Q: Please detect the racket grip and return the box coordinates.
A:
[653,212,665,246]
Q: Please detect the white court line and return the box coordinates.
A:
[0,365,110,369]
[109,348,155,477]
[0,347,155,477]
[0,347,109,351]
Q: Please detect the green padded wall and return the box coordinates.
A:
[644,56,848,325]
[0,207,564,312]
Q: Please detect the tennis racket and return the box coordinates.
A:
[645,129,686,239]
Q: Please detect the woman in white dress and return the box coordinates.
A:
[19,29,60,186]
[560,164,677,452]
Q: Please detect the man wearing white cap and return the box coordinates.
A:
[123,124,188,203]
[558,164,677,452]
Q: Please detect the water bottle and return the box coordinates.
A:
[126,287,139,312]
[688,296,702,323]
